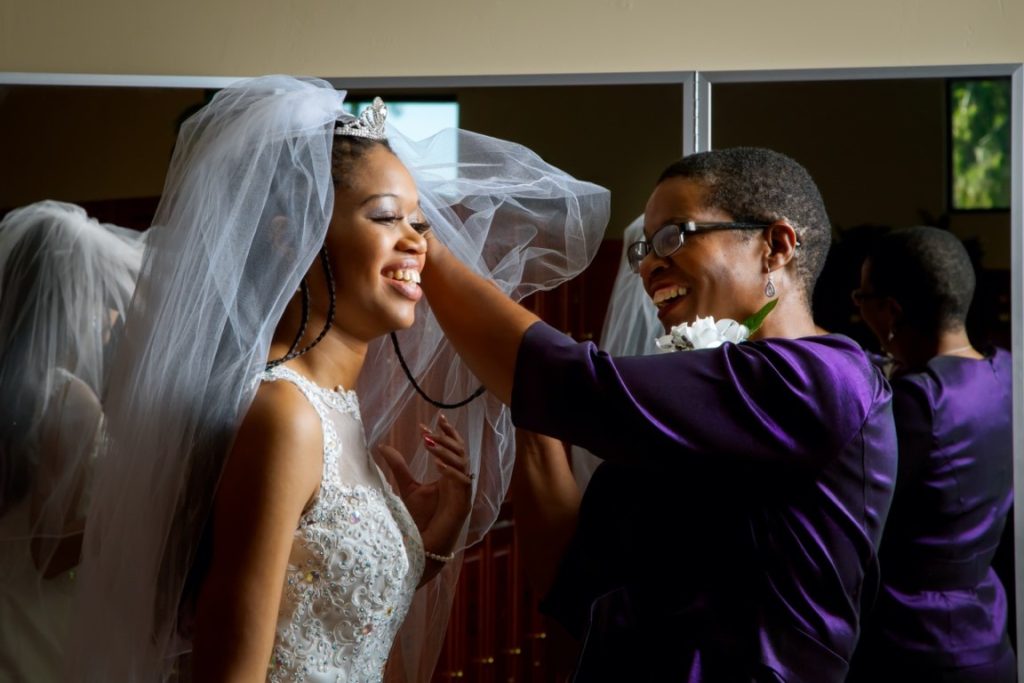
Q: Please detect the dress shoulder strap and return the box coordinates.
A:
[259,365,341,486]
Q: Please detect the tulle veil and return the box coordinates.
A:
[569,216,661,491]
[0,200,145,680]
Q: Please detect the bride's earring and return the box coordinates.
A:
[764,264,777,298]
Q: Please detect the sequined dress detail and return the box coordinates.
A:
[261,366,425,683]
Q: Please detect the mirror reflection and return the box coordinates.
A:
[0,81,683,682]
[0,76,1017,682]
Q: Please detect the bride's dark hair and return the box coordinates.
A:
[332,133,394,188]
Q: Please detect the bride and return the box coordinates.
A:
[0,201,144,682]
[67,76,609,682]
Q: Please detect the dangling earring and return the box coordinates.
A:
[886,330,894,344]
[764,265,777,298]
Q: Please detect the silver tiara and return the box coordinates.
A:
[335,97,388,140]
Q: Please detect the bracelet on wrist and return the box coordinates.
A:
[424,549,456,563]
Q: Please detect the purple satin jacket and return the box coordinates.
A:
[511,322,897,682]
[852,348,1015,679]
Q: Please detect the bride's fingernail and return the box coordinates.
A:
[423,435,437,447]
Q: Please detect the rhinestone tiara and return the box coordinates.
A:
[335,96,388,140]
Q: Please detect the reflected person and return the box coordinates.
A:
[849,226,1015,683]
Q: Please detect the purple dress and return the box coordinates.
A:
[850,349,1016,683]
[511,322,897,682]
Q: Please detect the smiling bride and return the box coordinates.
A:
[64,76,609,682]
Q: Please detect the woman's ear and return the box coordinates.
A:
[885,297,904,326]
[764,221,799,271]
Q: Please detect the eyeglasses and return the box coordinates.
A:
[627,221,773,273]
[850,289,886,305]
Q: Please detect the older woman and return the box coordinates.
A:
[850,226,1015,683]
[421,147,897,681]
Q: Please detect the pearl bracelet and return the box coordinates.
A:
[424,549,456,563]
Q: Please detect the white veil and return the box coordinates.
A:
[569,216,661,491]
[0,201,144,680]
[68,76,609,682]
[369,126,609,681]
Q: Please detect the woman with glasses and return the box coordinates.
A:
[418,147,898,681]
[849,227,1015,683]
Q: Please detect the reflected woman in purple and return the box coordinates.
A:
[849,226,1015,683]
[419,148,898,682]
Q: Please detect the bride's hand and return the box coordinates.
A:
[379,414,473,560]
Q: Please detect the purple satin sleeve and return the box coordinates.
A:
[512,321,883,473]
[515,322,898,681]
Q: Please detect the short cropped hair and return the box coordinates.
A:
[657,147,831,298]
[866,226,975,333]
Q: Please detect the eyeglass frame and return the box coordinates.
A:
[850,288,887,306]
[627,220,776,273]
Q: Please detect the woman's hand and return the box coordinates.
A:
[379,414,473,584]
[419,228,540,406]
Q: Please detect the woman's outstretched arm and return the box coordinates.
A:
[420,235,540,405]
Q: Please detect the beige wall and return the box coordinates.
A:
[1,0,1022,78]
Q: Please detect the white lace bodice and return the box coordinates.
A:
[261,366,425,683]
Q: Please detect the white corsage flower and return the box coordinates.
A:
[655,316,749,352]
[654,300,778,353]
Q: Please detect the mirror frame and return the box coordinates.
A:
[3,64,1022,676]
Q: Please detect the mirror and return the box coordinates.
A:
[1,68,1020,681]
[0,79,686,682]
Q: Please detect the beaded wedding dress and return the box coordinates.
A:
[260,366,425,683]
